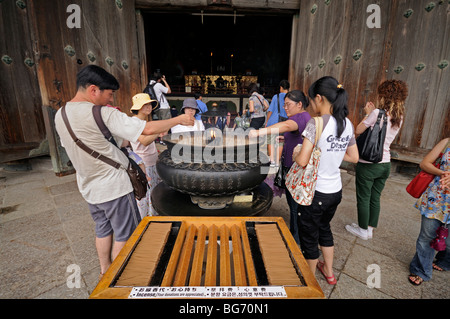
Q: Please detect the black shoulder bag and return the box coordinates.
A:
[60,105,148,200]
[274,153,290,189]
[356,109,388,163]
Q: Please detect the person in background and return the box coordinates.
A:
[150,72,171,119]
[233,112,243,130]
[248,83,269,129]
[345,80,408,240]
[194,93,208,121]
[408,137,450,286]
[129,93,164,217]
[266,80,290,167]
[249,90,311,244]
[149,72,172,145]
[204,102,218,129]
[171,98,205,133]
[170,105,178,118]
[216,101,231,131]
[295,76,359,285]
[54,65,194,277]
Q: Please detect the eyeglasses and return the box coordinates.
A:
[283,102,297,109]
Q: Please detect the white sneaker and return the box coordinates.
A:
[352,223,373,239]
[345,224,368,240]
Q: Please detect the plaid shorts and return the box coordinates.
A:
[88,192,141,242]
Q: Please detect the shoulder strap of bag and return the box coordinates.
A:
[375,109,387,127]
[151,82,162,104]
[254,94,268,109]
[255,94,262,105]
[277,94,280,114]
[380,109,387,125]
[376,109,388,139]
[435,139,450,165]
[313,117,323,146]
[92,105,119,147]
[92,105,133,158]
[443,140,450,153]
[60,105,121,169]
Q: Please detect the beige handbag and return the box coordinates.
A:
[285,117,323,206]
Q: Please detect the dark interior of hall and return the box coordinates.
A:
[142,12,293,93]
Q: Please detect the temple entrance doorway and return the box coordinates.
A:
[142,10,294,114]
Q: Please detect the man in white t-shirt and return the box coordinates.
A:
[55,65,194,276]
[149,72,171,120]
[149,72,172,145]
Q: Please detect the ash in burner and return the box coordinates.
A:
[164,128,267,165]
[165,128,251,146]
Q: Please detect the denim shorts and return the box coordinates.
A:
[88,192,141,242]
[297,190,342,259]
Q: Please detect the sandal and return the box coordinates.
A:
[408,274,423,286]
[432,263,444,272]
[317,261,337,285]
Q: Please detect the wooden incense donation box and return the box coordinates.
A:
[90,216,324,299]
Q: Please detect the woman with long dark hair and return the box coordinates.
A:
[294,76,359,285]
[250,90,311,243]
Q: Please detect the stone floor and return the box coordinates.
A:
[0,156,448,299]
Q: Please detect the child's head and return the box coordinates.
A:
[130,93,157,115]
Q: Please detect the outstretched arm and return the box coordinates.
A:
[142,114,194,136]
[249,120,299,138]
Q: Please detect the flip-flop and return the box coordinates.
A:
[317,261,337,285]
[432,263,444,271]
[408,274,423,286]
